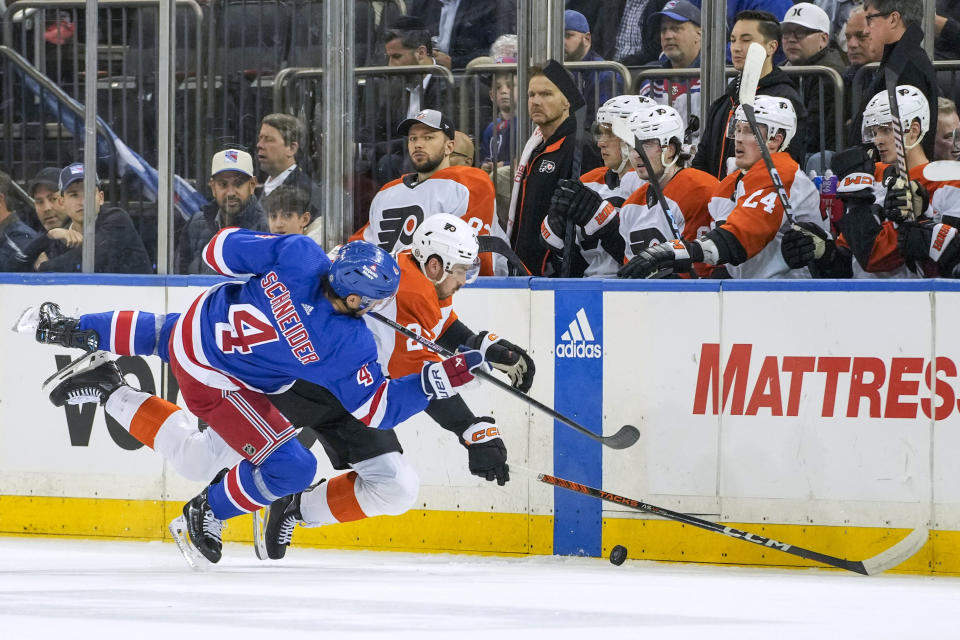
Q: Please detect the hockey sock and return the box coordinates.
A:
[207,440,317,520]
[78,311,172,357]
[299,472,367,526]
[105,386,179,448]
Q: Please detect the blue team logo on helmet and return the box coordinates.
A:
[328,241,401,309]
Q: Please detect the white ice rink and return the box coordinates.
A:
[0,536,957,639]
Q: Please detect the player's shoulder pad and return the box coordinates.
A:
[837,172,875,193]
[579,166,608,184]
[623,182,650,206]
[433,166,495,193]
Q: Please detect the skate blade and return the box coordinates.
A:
[11,306,40,334]
[40,351,114,395]
[169,515,210,571]
[253,507,269,561]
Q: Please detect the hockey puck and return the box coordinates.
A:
[609,545,628,566]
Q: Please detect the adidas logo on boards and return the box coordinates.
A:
[556,308,602,359]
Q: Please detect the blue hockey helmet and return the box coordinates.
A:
[328,241,401,310]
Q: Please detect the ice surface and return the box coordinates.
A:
[0,536,956,639]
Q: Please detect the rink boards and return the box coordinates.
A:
[1,274,959,574]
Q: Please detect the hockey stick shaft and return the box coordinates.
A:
[634,142,682,240]
[367,311,639,449]
[533,470,926,575]
[883,69,917,219]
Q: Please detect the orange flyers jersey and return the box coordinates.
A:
[619,167,717,262]
[707,152,825,279]
[578,166,645,277]
[843,163,960,278]
[363,252,457,378]
[350,165,502,275]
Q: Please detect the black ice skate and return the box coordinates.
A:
[33,302,99,351]
[169,489,224,569]
[255,492,303,560]
[42,351,127,407]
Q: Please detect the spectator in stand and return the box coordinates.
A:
[935,97,960,160]
[781,3,848,154]
[935,1,960,60]
[480,36,518,172]
[507,61,592,275]
[450,131,476,167]
[563,10,623,131]
[0,170,39,271]
[842,5,884,137]
[363,17,449,185]
[177,149,268,274]
[850,0,938,158]
[263,185,313,236]
[811,0,861,43]
[595,1,669,67]
[408,0,517,70]
[691,10,808,179]
[256,114,322,222]
[28,167,69,232]
[638,1,703,151]
[19,164,152,274]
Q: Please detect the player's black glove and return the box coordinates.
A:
[882,173,929,223]
[781,222,831,269]
[897,220,960,270]
[550,178,603,226]
[539,210,567,251]
[466,330,535,392]
[832,146,877,209]
[618,238,704,279]
[461,417,509,486]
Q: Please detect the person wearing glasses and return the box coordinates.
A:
[449,131,476,167]
[848,0,938,158]
[781,3,848,152]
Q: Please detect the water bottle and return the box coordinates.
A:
[820,170,841,235]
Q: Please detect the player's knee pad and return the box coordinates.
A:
[351,452,419,517]
[255,438,317,498]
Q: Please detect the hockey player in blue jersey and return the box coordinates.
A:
[28,229,487,567]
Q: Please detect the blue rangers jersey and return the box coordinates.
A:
[170,227,428,429]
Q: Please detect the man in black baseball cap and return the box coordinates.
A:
[397,109,456,178]
[27,167,69,231]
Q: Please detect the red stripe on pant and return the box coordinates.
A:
[225,466,263,513]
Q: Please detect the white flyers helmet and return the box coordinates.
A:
[861,85,930,145]
[731,95,797,150]
[626,104,685,148]
[411,213,481,284]
[597,94,656,144]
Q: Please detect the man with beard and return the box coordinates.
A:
[351,109,503,276]
[506,60,596,276]
[176,149,269,274]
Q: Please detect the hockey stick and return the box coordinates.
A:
[367,311,640,450]
[529,469,928,575]
[738,42,795,225]
[922,160,960,182]
[478,235,532,276]
[633,135,683,242]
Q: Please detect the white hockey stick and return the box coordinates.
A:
[923,160,960,182]
[738,42,795,224]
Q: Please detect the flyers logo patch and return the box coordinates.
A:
[539,160,556,173]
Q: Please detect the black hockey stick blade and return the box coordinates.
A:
[367,311,639,450]
[535,471,927,575]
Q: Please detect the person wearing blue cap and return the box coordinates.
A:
[638,1,703,150]
[563,9,624,131]
[8,163,151,273]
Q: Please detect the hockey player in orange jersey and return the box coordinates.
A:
[619,96,827,279]
[823,86,960,278]
[350,109,505,275]
[539,95,651,277]
[258,213,536,559]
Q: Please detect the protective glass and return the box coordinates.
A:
[726,119,767,141]
[451,257,481,284]
[357,292,396,313]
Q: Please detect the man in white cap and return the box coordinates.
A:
[781,2,848,152]
[176,148,268,274]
